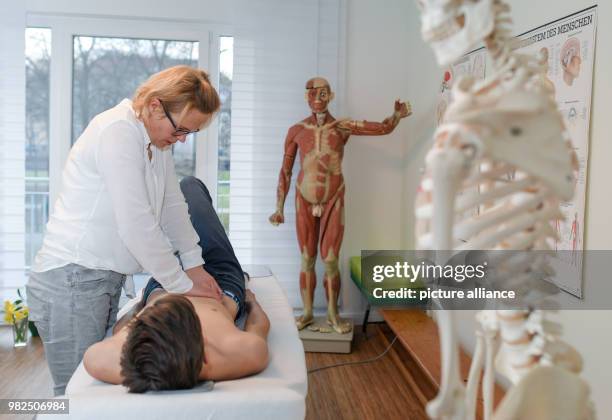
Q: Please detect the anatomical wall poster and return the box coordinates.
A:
[433,6,597,297]
[514,6,597,298]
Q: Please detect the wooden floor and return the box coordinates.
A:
[0,323,427,420]
[305,323,427,420]
[0,325,54,420]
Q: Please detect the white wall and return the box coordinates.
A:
[345,0,612,415]
[340,0,434,322]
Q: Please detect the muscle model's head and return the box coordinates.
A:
[305,77,334,114]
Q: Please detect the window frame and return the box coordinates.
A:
[26,13,228,209]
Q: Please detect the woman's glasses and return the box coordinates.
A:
[159,100,200,136]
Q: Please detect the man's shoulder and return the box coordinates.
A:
[199,329,268,381]
[215,332,268,370]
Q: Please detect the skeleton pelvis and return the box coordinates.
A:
[493,365,592,420]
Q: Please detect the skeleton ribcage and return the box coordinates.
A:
[414,149,576,383]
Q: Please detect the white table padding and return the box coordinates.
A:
[39,274,307,420]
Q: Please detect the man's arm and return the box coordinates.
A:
[200,291,270,381]
[244,290,270,339]
[338,100,412,136]
[269,125,300,226]
[83,329,128,385]
[200,333,269,382]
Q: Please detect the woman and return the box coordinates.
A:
[26,65,223,396]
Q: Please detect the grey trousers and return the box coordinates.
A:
[26,264,125,396]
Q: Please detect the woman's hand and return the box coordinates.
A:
[184,266,222,300]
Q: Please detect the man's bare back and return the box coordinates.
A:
[83,288,270,387]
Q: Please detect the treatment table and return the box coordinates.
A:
[39,270,307,420]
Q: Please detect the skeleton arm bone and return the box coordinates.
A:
[269,125,300,226]
[338,100,412,136]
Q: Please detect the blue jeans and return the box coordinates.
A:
[179,176,246,315]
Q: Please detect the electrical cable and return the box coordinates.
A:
[307,335,398,374]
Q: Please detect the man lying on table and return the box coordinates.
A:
[83,177,270,392]
[84,280,269,392]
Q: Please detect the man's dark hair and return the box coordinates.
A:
[120,294,204,393]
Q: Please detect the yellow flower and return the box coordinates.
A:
[4,300,14,314]
[3,299,28,325]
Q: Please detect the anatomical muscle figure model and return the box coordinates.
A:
[414,0,593,419]
[269,77,411,334]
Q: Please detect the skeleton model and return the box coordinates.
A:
[414,0,593,419]
[270,77,412,334]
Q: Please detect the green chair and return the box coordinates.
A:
[350,255,426,332]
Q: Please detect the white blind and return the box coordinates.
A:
[229,0,343,308]
[0,3,26,301]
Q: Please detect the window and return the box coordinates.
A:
[217,36,233,231]
[71,36,199,177]
[25,28,51,268]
